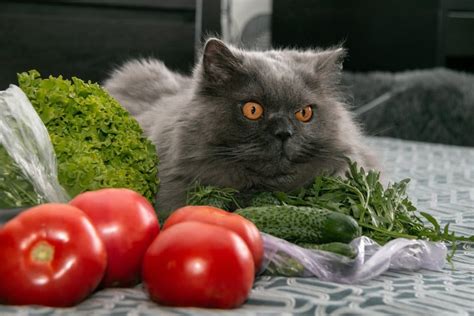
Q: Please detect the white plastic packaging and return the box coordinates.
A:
[260,233,447,283]
[0,85,69,205]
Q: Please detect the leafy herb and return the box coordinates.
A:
[187,183,241,210]
[187,160,474,249]
[0,147,43,208]
[17,71,159,203]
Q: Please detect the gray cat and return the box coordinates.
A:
[104,38,377,213]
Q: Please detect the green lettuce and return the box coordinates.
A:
[17,70,159,204]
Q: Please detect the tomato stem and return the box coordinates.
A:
[31,241,55,263]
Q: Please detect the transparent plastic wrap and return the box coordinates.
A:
[260,233,447,283]
[0,85,69,208]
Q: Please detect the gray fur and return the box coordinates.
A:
[104,39,377,212]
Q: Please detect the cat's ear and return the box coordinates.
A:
[305,47,346,91]
[202,38,243,83]
[313,47,346,77]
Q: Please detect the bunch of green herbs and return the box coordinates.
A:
[0,147,44,208]
[187,161,473,252]
[187,183,241,211]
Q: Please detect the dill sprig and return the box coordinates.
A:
[186,183,242,211]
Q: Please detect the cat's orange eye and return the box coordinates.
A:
[242,102,264,120]
[295,105,313,122]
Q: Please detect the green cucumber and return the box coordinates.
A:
[235,205,361,244]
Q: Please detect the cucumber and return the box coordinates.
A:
[247,192,282,207]
[235,205,361,244]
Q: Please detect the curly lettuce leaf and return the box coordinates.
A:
[17,70,159,204]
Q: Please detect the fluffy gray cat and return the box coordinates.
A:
[104,38,377,213]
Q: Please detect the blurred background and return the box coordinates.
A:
[1,0,473,146]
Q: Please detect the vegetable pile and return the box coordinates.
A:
[1,70,473,309]
[0,71,260,309]
[144,205,259,308]
[0,189,161,306]
[187,161,474,251]
[15,71,159,203]
[0,190,261,309]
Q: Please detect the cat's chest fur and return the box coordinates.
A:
[104,39,377,213]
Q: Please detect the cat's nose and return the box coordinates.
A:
[273,126,293,140]
[269,115,294,140]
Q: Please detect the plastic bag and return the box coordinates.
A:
[0,85,69,208]
[260,233,447,283]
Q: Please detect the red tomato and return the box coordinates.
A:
[70,188,159,288]
[143,221,255,309]
[162,205,263,270]
[0,203,107,307]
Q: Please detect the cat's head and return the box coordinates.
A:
[189,38,359,191]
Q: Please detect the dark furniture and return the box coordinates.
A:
[272,0,474,72]
[0,0,220,89]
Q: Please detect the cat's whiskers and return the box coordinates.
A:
[211,144,267,161]
[297,142,348,163]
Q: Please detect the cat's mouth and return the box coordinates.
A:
[231,139,306,178]
[247,154,296,178]
[247,167,295,186]
[277,142,306,164]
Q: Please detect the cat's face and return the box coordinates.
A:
[192,39,350,190]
